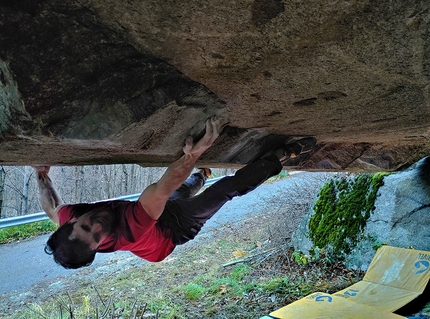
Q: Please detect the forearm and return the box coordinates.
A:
[138,116,221,220]
[152,116,220,198]
[156,153,198,198]
[36,172,62,223]
[138,153,199,220]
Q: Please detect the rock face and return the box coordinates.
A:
[292,156,430,270]
[0,0,429,169]
[359,157,430,261]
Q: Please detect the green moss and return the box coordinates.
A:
[309,172,390,256]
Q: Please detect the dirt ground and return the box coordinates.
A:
[1,172,365,318]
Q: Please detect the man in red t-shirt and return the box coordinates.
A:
[34,116,315,269]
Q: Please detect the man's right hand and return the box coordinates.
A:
[31,166,51,180]
[32,165,50,174]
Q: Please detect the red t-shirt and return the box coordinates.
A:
[58,201,176,262]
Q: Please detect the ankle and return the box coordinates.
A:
[198,168,212,179]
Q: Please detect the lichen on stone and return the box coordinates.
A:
[308,172,389,257]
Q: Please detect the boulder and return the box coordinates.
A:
[292,156,430,270]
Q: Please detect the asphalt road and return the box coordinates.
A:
[0,172,329,298]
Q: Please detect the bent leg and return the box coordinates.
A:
[168,171,206,200]
[160,155,282,244]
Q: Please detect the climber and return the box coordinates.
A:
[33,116,311,269]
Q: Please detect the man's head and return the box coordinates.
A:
[45,205,115,269]
[45,222,96,269]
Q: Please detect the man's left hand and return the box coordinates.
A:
[183,116,221,157]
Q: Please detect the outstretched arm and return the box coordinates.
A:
[32,166,62,225]
[139,116,221,220]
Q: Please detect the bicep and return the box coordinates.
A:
[138,183,169,220]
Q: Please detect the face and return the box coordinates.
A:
[68,210,113,250]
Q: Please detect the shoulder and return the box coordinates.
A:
[121,200,155,222]
[55,204,71,225]
[120,201,157,237]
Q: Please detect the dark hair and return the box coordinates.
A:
[45,222,96,269]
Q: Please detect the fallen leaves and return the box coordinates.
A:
[233,250,247,258]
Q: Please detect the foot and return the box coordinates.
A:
[275,137,317,165]
[197,168,212,179]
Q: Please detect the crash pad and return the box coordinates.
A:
[335,246,430,312]
[267,246,430,319]
[269,292,406,319]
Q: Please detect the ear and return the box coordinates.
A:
[69,217,78,223]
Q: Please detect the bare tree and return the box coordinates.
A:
[20,166,32,216]
[3,167,30,216]
[122,164,129,195]
[0,164,230,219]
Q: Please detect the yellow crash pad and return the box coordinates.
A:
[335,246,430,312]
[269,292,406,319]
[268,246,430,319]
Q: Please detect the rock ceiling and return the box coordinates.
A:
[0,0,429,171]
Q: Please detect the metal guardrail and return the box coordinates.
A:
[0,176,225,229]
[0,212,51,229]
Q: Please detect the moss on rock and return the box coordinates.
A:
[309,172,389,256]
